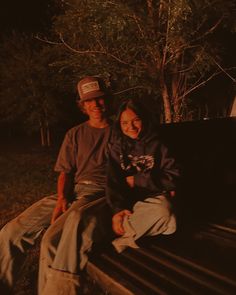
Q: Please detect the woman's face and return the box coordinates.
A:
[120,108,142,139]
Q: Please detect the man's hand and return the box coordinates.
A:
[126,176,134,188]
[51,198,69,224]
[112,209,132,236]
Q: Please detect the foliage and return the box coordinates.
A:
[0,32,79,143]
[50,0,236,122]
[0,1,235,132]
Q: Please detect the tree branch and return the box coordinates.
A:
[127,14,145,39]
[114,86,147,95]
[35,35,62,45]
[161,0,171,68]
[190,16,224,43]
[166,45,200,66]
[211,58,236,82]
[59,33,132,66]
[178,70,222,100]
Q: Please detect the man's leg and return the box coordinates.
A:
[40,197,107,295]
[39,184,110,295]
[0,194,57,289]
[38,195,99,294]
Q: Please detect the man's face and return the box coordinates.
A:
[82,97,106,120]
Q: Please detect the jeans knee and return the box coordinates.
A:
[64,208,85,227]
[0,220,20,244]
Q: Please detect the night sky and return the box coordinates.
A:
[0,0,53,34]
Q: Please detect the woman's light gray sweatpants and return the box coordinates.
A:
[112,195,176,253]
[0,183,106,295]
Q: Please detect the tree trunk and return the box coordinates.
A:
[162,90,172,123]
[171,75,183,122]
[40,120,51,147]
[171,59,186,123]
[40,121,45,147]
[160,73,172,123]
[146,0,153,19]
[46,122,51,147]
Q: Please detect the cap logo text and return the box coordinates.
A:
[81,81,100,94]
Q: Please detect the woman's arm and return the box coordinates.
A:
[106,152,129,214]
[133,142,181,193]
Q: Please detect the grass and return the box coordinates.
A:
[0,146,57,227]
[0,140,105,295]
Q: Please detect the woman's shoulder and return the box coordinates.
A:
[142,128,162,144]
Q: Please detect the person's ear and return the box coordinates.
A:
[77,100,87,114]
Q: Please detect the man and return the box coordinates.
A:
[0,76,112,294]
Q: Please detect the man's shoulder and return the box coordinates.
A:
[66,121,113,139]
[66,121,88,135]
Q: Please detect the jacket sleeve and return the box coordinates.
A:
[134,142,181,193]
[106,143,130,214]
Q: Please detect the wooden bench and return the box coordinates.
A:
[86,117,236,295]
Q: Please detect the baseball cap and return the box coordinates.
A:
[77,76,107,102]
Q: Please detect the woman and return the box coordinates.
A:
[106,98,181,253]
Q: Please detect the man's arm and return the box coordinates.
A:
[51,172,73,224]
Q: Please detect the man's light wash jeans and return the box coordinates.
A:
[0,183,106,295]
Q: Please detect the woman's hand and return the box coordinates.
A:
[112,209,132,235]
[126,176,134,188]
[169,190,176,197]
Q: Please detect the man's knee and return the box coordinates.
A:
[0,219,20,244]
[65,207,84,226]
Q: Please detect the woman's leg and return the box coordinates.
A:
[112,195,176,253]
[131,195,176,237]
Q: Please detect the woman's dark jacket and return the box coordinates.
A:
[106,130,181,214]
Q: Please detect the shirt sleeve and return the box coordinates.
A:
[106,143,130,214]
[134,143,181,193]
[54,130,77,174]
